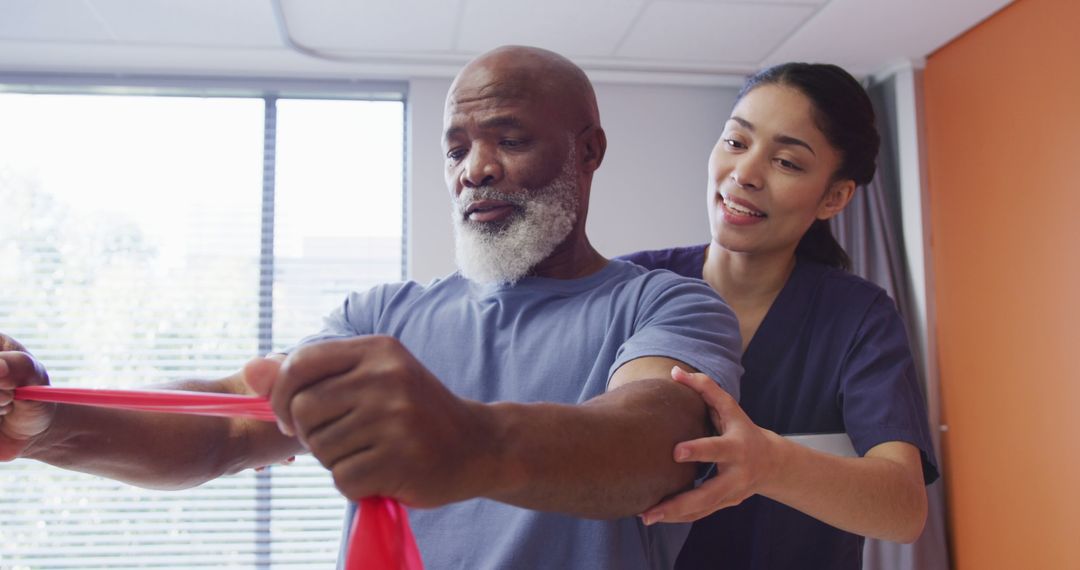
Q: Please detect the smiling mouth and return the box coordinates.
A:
[721,196,766,218]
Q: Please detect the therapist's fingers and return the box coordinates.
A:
[670,367,740,417]
[672,434,737,464]
[640,474,744,525]
[640,487,715,525]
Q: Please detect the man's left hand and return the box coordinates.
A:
[243,336,500,508]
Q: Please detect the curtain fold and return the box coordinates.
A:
[831,78,950,570]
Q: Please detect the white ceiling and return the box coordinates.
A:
[0,0,1013,85]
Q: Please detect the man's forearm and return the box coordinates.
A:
[25,404,243,489]
[480,378,708,518]
[22,378,301,490]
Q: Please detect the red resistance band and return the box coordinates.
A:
[14,385,424,570]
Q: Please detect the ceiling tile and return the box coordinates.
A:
[280,0,462,53]
[456,0,647,57]
[616,1,818,64]
[0,0,114,42]
[763,0,1015,75]
[0,0,1015,85]
[87,0,280,47]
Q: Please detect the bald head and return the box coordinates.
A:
[447,45,600,131]
[441,46,609,280]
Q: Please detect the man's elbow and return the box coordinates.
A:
[639,387,710,512]
[591,376,711,518]
[648,461,700,510]
[590,460,699,521]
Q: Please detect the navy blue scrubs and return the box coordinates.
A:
[620,244,939,570]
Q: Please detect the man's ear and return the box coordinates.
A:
[816,178,857,221]
[580,126,607,173]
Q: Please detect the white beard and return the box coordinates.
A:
[451,148,579,285]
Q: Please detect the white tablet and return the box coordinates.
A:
[785,433,858,457]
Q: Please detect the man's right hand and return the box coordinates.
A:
[0,333,55,461]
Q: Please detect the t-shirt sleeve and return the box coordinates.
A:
[609,272,744,401]
[841,292,941,484]
[284,282,407,353]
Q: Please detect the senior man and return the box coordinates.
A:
[0,46,741,569]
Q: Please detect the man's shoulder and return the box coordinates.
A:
[616,244,707,278]
[604,261,743,400]
[617,258,715,287]
[387,264,718,310]
[377,272,468,296]
[342,272,470,315]
[599,263,731,340]
[603,259,718,299]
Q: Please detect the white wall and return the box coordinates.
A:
[405,77,456,282]
[406,78,739,282]
[588,82,737,258]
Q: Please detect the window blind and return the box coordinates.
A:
[0,91,405,569]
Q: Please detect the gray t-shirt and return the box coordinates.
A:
[301,260,742,569]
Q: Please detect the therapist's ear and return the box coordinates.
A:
[816,179,857,221]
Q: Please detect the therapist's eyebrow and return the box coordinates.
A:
[730,116,816,156]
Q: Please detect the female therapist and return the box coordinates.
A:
[622,63,939,569]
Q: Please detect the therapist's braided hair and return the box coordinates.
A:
[736,63,881,271]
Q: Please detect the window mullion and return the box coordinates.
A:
[256,95,278,570]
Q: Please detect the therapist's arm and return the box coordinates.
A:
[640,369,927,543]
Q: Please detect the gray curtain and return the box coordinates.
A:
[831,77,950,570]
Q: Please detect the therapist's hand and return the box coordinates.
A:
[0,334,55,461]
[640,367,785,525]
[243,336,500,508]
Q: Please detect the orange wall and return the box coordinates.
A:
[924,0,1080,568]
